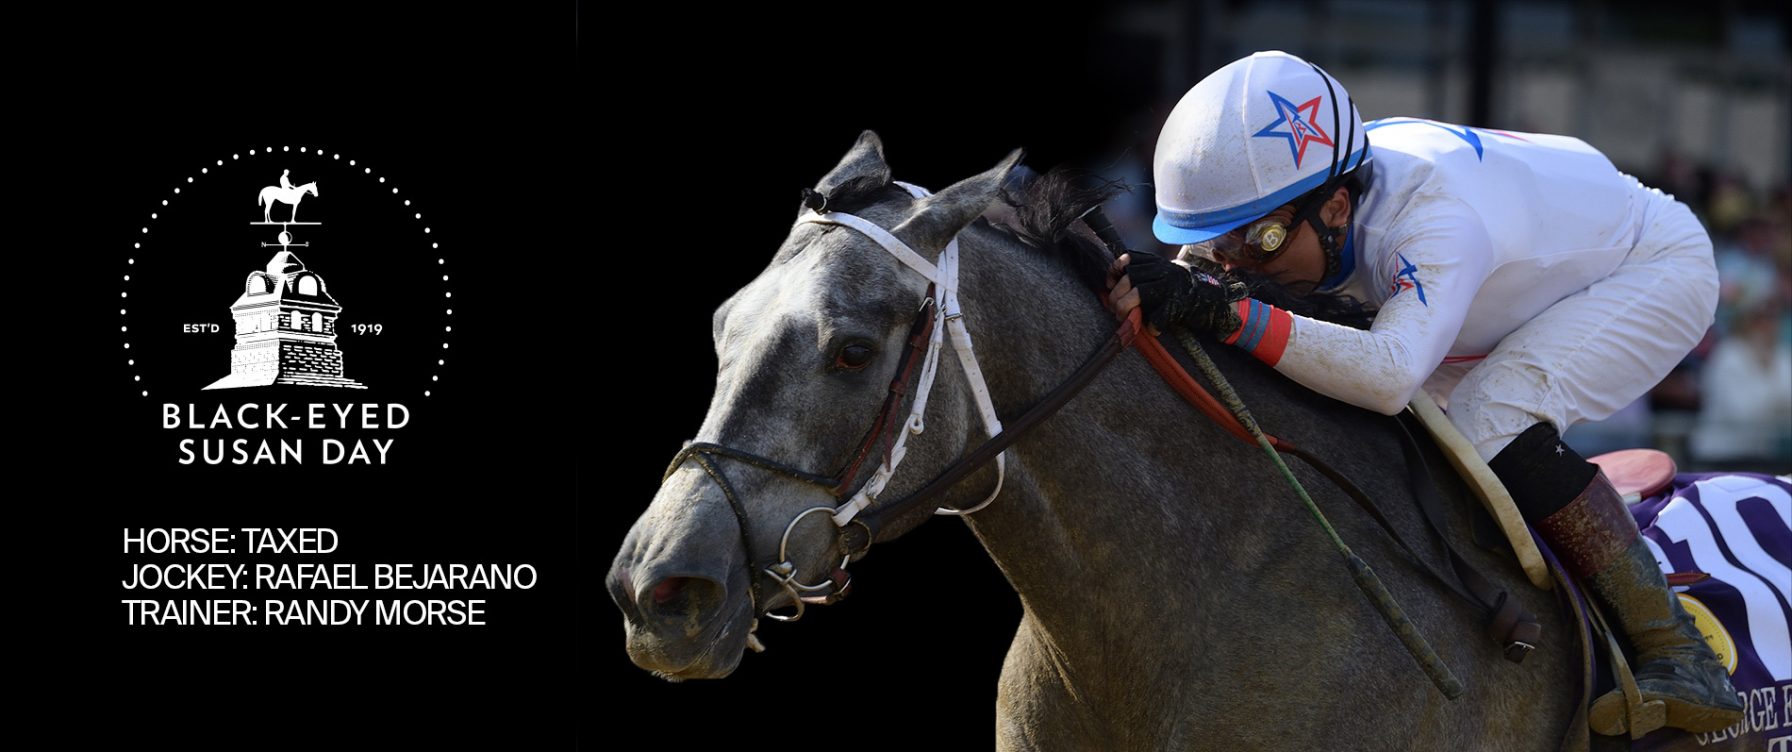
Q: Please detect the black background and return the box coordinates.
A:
[32,5,580,749]
[588,6,1150,751]
[26,3,1147,748]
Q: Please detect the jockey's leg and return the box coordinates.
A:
[1442,183,1737,736]
[1488,423,1742,736]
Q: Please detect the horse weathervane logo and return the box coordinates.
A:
[205,169,364,390]
[256,169,321,248]
[122,145,455,409]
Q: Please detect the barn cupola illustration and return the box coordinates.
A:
[205,249,366,389]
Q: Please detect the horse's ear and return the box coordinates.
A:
[892,148,1024,256]
[813,130,891,200]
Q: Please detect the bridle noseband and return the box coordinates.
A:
[661,181,1010,626]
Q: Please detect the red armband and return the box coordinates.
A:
[1221,299,1293,366]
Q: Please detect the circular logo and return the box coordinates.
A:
[1676,594,1738,675]
[122,146,453,399]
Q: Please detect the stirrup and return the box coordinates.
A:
[1587,606,1665,738]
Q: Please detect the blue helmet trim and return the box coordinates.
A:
[1153,146,1368,244]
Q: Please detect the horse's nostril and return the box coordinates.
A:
[642,575,725,628]
[653,577,690,604]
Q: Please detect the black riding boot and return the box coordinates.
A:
[1489,424,1742,737]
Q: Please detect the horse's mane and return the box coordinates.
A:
[817,164,1372,330]
[990,167,1124,299]
[990,167,1374,330]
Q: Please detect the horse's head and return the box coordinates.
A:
[607,131,1022,680]
[304,182,319,196]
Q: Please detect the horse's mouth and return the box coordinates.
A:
[635,601,753,681]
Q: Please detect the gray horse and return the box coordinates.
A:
[607,132,1736,751]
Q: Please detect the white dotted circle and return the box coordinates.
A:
[126,147,452,396]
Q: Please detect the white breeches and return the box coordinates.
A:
[1431,188,1720,461]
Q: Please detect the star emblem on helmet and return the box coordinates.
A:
[1253,91,1336,169]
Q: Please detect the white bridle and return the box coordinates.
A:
[798,181,1007,527]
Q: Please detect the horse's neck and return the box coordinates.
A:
[941,228,1348,693]
[928,230,1580,745]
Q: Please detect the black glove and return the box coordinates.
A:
[1127,251,1249,336]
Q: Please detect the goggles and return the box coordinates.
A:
[1206,212,1294,266]
[1206,179,1341,267]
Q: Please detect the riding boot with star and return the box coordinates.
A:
[1488,423,1743,737]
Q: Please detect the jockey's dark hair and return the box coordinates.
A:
[1229,265,1375,330]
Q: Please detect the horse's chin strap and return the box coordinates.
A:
[797,181,1007,529]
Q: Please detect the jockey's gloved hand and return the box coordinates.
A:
[1128,251,1250,336]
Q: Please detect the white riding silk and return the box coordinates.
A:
[797,181,1007,528]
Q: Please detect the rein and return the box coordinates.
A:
[664,288,941,621]
[658,184,1529,693]
[1085,206,1541,698]
[663,181,1033,625]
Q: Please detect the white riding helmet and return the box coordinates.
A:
[1153,50,1371,245]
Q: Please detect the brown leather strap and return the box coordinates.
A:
[1391,413,1542,662]
[1132,316,1290,450]
[1589,598,1667,739]
[1552,555,1597,752]
[1130,313,1539,661]
[842,315,1134,549]
[830,290,937,498]
[1090,217,1538,665]
[1485,591,1543,661]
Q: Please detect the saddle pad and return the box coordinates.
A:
[1624,473,1790,750]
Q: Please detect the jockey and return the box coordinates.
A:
[280,169,295,190]
[1108,50,1742,736]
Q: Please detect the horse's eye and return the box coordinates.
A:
[835,344,874,370]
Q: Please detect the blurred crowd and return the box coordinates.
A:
[1568,155,1792,472]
